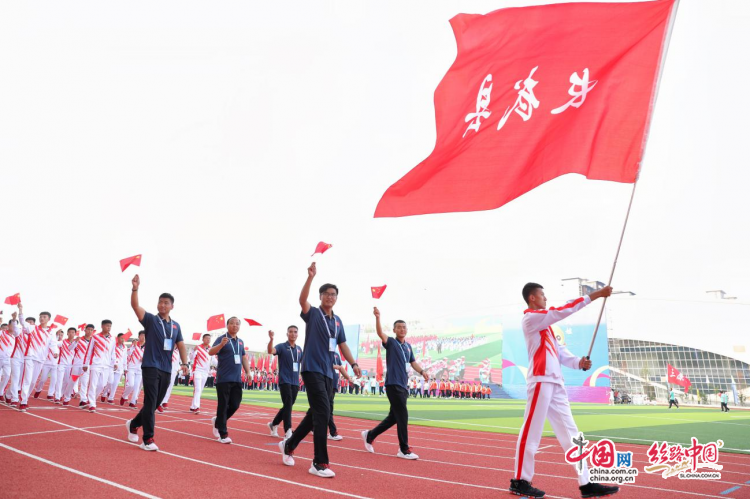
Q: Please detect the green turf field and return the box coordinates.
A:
[171,386,750,454]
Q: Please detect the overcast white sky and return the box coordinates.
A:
[1,0,748,350]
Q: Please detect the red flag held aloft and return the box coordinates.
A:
[53,315,68,325]
[119,254,142,272]
[376,343,384,382]
[244,319,262,327]
[250,355,255,369]
[78,323,87,330]
[207,314,226,332]
[375,0,677,217]
[371,285,387,299]
[123,329,133,341]
[192,333,201,341]
[667,363,691,391]
[271,355,278,371]
[4,294,20,306]
[311,241,332,257]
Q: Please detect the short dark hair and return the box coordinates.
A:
[26,317,36,323]
[227,316,240,325]
[522,282,544,305]
[138,330,145,336]
[40,311,51,319]
[159,293,175,304]
[117,333,124,338]
[102,320,112,326]
[202,334,210,339]
[67,327,76,333]
[287,325,298,332]
[319,283,339,295]
[86,324,95,330]
[393,320,406,328]
[1,323,6,328]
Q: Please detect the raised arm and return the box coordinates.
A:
[299,263,316,315]
[267,330,276,355]
[373,307,388,344]
[130,275,146,322]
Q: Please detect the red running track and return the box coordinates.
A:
[1,383,748,499]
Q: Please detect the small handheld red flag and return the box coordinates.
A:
[207,314,226,332]
[78,323,87,330]
[311,241,332,257]
[123,329,133,341]
[71,374,80,382]
[244,319,262,327]
[53,315,68,326]
[120,254,142,272]
[4,293,21,306]
[371,285,387,299]
[192,332,201,341]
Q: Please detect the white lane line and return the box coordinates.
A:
[16,408,372,499]
[0,442,161,498]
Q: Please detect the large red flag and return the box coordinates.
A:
[250,354,255,369]
[375,0,677,217]
[119,254,142,272]
[4,293,20,306]
[667,363,691,391]
[207,314,225,332]
[376,343,384,382]
[264,355,270,371]
[271,355,278,372]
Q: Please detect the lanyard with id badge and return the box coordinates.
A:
[398,340,411,373]
[290,344,299,372]
[226,333,241,364]
[159,318,173,351]
[319,309,338,353]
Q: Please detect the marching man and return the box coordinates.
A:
[6,312,29,407]
[34,329,64,400]
[362,307,426,460]
[18,304,59,412]
[54,328,77,404]
[63,325,94,406]
[158,347,181,412]
[83,320,116,413]
[121,331,146,408]
[509,283,618,499]
[267,326,303,439]
[189,334,212,414]
[104,333,127,404]
[0,319,14,403]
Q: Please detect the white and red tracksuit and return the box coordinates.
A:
[514,295,592,486]
[160,348,181,406]
[55,338,76,402]
[20,318,59,405]
[122,343,144,404]
[0,328,15,399]
[6,321,27,403]
[64,336,91,403]
[189,345,210,410]
[83,333,115,410]
[34,340,62,399]
[105,343,127,402]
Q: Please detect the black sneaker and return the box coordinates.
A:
[509,479,545,498]
[580,482,619,498]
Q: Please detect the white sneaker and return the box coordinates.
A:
[308,463,336,478]
[268,422,279,437]
[328,434,343,441]
[140,441,159,451]
[279,439,295,466]
[218,436,233,444]
[211,416,220,438]
[125,419,139,443]
[362,430,374,453]
[285,429,292,439]
[397,449,419,460]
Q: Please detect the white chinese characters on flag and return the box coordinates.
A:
[375,0,677,217]
[667,363,692,393]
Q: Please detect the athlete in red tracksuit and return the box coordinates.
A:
[510,283,618,499]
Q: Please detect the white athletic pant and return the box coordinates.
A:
[191,371,208,409]
[0,356,11,398]
[122,369,142,403]
[87,367,109,409]
[8,358,24,402]
[56,365,71,401]
[20,359,44,404]
[514,382,589,486]
[160,366,180,405]
[35,363,58,398]
[106,370,124,401]
[64,366,89,402]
